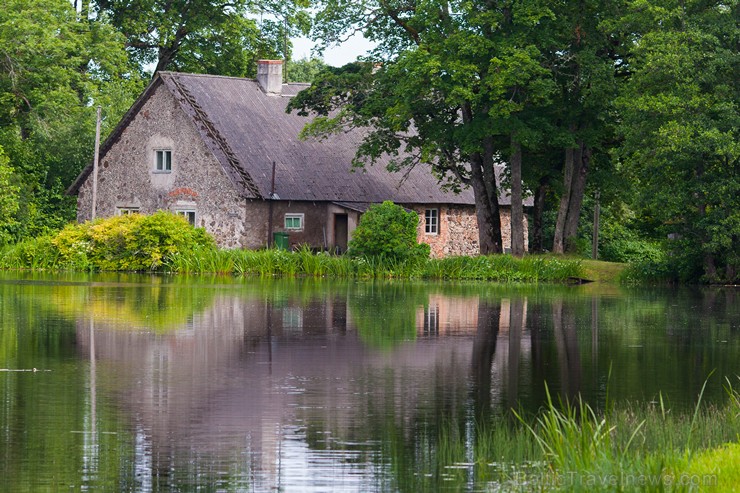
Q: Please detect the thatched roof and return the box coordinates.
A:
[70,72,528,207]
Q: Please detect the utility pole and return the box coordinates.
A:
[91,106,101,220]
[267,161,276,247]
[592,191,600,260]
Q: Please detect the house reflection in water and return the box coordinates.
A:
[75,289,580,490]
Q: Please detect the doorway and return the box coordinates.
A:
[334,214,348,254]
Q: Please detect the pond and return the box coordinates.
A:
[0,272,738,491]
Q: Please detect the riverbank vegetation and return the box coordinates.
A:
[418,380,740,491]
[0,212,583,281]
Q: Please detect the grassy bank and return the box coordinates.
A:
[0,214,583,281]
[432,379,740,492]
[0,213,641,282]
[580,258,628,283]
[0,239,622,282]
[131,246,585,282]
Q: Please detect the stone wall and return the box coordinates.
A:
[76,84,262,249]
[412,205,528,258]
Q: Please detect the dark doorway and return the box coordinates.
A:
[334,214,349,254]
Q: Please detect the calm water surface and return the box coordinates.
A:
[0,272,738,492]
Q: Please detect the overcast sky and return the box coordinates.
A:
[292,33,376,67]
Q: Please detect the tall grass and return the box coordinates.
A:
[3,233,583,283]
[495,378,740,491]
[411,377,740,492]
[165,247,583,281]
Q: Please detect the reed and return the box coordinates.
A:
[408,375,740,491]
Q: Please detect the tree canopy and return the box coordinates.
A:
[0,0,142,242]
[94,0,311,75]
[617,0,739,281]
[290,0,621,256]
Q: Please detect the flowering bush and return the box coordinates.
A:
[50,211,216,271]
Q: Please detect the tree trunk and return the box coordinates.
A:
[510,136,525,257]
[470,153,503,255]
[532,177,548,253]
[553,146,574,254]
[461,105,502,255]
[703,253,718,282]
[563,142,589,252]
[156,46,177,73]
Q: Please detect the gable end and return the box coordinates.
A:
[162,73,263,199]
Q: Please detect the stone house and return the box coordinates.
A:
[68,60,530,257]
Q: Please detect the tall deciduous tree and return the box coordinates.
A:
[617,0,739,282]
[286,57,328,83]
[543,0,624,254]
[94,0,311,75]
[290,0,557,255]
[0,0,140,239]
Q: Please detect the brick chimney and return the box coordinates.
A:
[257,60,283,94]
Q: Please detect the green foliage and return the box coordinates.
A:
[422,255,582,282]
[348,201,430,263]
[0,146,19,245]
[95,0,311,74]
[1,212,215,271]
[0,236,58,270]
[616,0,739,283]
[286,57,329,83]
[4,235,583,282]
[599,220,665,265]
[0,0,142,242]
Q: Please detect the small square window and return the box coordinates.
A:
[176,210,196,226]
[284,214,303,230]
[425,208,439,235]
[118,207,139,215]
[155,149,172,172]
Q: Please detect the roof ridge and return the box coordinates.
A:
[159,71,257,82]
[158,71,312,87]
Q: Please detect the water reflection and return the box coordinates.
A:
[0,275,738,491]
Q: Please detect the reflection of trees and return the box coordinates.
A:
[5,274,740,491]
[471,301,501,418]
[508,298,525,410]
[0,281,133,491]
[552,297,582,401]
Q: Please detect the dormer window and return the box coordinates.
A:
[155,149,172,172]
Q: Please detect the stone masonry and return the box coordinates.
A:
[413,205,528,258]
[76,84,266,249]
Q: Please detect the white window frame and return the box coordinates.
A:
[284,213,304,231]
[424,208,439,235]
[424,303,440,335]
[154,149,172,172]
[117,207,140,215]
[176,209,196,226]
[282,307,303,331]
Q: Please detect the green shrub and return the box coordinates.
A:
[3,211,216,272]
[348,201,430,263]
